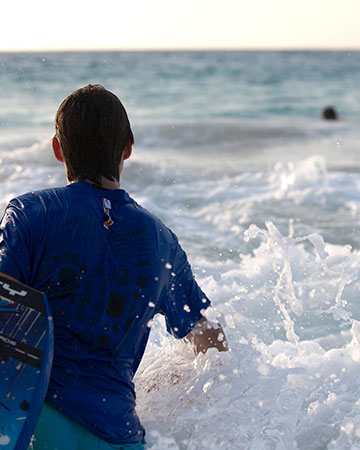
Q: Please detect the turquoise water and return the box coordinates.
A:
[1,51,360,449]
[1,51,360,125]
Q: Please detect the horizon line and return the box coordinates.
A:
[1,46,360,53]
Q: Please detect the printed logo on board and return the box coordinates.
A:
[0,281,27,297]
[0,334,16,346]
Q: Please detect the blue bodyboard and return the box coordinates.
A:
[0,274,53,449]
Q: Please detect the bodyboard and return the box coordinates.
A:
[0,274,53,449]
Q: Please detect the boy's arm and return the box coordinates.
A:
[185,317,228,354]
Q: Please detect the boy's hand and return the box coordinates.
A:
[185,317,229,355]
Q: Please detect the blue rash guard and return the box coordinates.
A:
[0,181,210,445]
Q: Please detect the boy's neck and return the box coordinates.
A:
[70,177,120,190]
[93,176,120,190]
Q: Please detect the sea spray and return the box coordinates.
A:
[136,223,360,449]
[244,221,304,344]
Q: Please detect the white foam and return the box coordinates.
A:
[136,222,360,449]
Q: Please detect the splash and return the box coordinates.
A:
[136,222,360,449]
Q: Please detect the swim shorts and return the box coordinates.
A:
[29,403,146,450]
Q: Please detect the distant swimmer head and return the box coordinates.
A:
[322,106,338,120]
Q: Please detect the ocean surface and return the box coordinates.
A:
[1,50,360,449]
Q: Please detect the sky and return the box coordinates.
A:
[2,0,360,51]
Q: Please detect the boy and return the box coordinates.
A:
[0,85,227,450]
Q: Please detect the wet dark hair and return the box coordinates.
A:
[55,84,134,184]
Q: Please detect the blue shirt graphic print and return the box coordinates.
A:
[0,181,210,444]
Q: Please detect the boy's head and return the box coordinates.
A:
[54,84,134,185]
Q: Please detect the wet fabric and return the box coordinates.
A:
[0,181,210,444]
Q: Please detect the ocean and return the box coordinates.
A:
[1,50,360,449]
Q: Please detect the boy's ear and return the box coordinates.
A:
[122,141,132,161]
[52,136,64,162]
